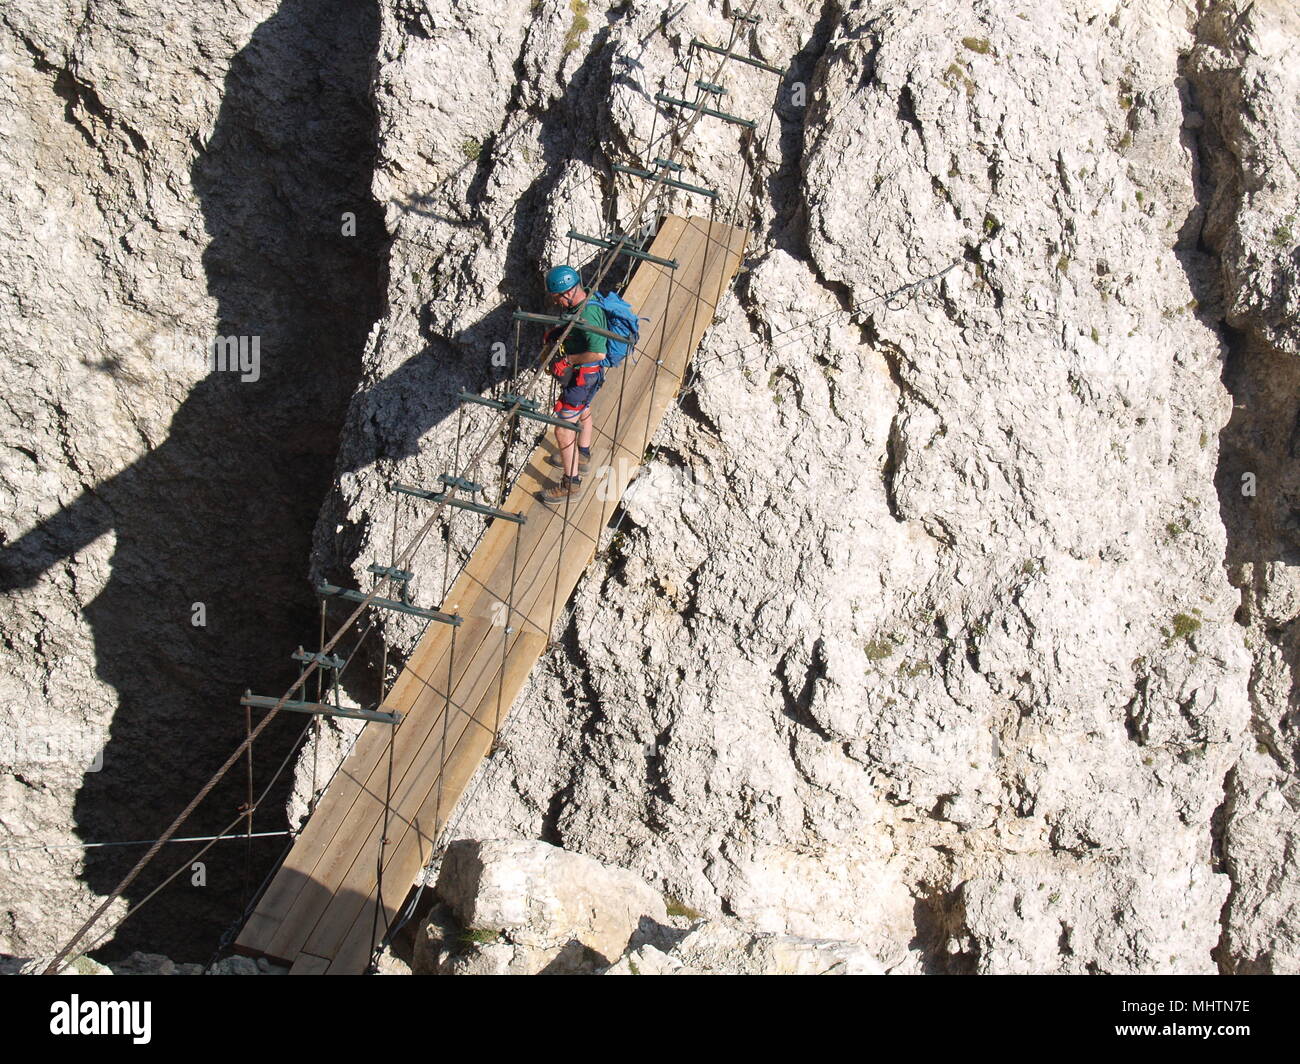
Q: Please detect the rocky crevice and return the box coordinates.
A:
[1183,0,1300,973]
[0,1,389,962]
[3,0,1298,974]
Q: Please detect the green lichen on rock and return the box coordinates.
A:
[1162,612,1201,646]
[665,895,701,920]
[865,637,897,661]
[460,927,502,947]
[563,0,590,55]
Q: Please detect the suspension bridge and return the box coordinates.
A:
[41,6,784,976]
[233,213,745,972]
[41,5,959,976]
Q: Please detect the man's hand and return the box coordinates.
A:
[549,355,571,379]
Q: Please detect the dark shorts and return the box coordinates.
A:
[555,366,604,419]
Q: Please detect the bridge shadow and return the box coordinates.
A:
[314,18,631,582]
[1,0,384,961]
[0,1,647,964]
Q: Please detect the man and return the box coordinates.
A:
[539,264,606,505]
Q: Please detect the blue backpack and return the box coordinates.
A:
[590,291,640,369]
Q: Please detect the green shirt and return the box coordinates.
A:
[563,301,607,359]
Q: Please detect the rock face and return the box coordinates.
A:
[7,950,284,974]
[417,837,882,975]
[1187,0,1300,973]
[333,0,1293,975]
[607,920,886,976]
[423,838,668,974]
[0,1,385,960]
[1,0,1296,973]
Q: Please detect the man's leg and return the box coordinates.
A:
[557,412,580,478]
[542,409,584,504]
[575,407,593,460]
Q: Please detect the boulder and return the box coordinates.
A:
[426,839,669,974]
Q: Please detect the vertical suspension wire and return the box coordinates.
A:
[547,415,576,642]
[713,152,748,327]
[442,406,465,605]
[677,38,697,125]
[619,240,637,292]
[724,121,753,231]
[631,75,663,289]
[596,281,639,540]
[371,716,396,964]
[638,216,685,462]
[644,65,662,169]
[374,597,394,961]
[309,599,325,815]
[241,702,253,913]
[695,197,721,371]
[602,160,618,243]
[382,497,398,704]
[753,65,784,223]
[700,193,729,356]
[496,318,524,508]
[545,340,558,414]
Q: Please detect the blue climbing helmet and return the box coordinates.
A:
[545,264,580,294]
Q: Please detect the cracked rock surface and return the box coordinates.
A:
[0,1,384,960]
[1,0,1296,973]
[331,0,1292,975]
[1188,0,1300,973]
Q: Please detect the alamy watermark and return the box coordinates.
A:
[1,721,104,773]
[144,330,262,382]
[50,995,151,1044]
[593,455,709,511]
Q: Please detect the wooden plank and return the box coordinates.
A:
[236,216,698,957]
[299,217,746,966]
[243,217,738,962]
[324,630,551,974]
[247,216,743,965]
[289,221,729,962]
[288,952,332,975]
[237,215,746,967]
[249,217,713,960]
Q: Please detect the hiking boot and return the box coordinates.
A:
[540,475,582,505]
[547,451,591,475]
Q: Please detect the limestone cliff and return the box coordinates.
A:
[1,0,1296,974]
[0,1,384,959]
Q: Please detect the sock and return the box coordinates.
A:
[570,475,582,485]
[578,446,591,457]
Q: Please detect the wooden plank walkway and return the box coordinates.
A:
[234,214,747,973]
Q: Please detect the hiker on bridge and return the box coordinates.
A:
[538,265,640,506]
[541,265,604,504]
